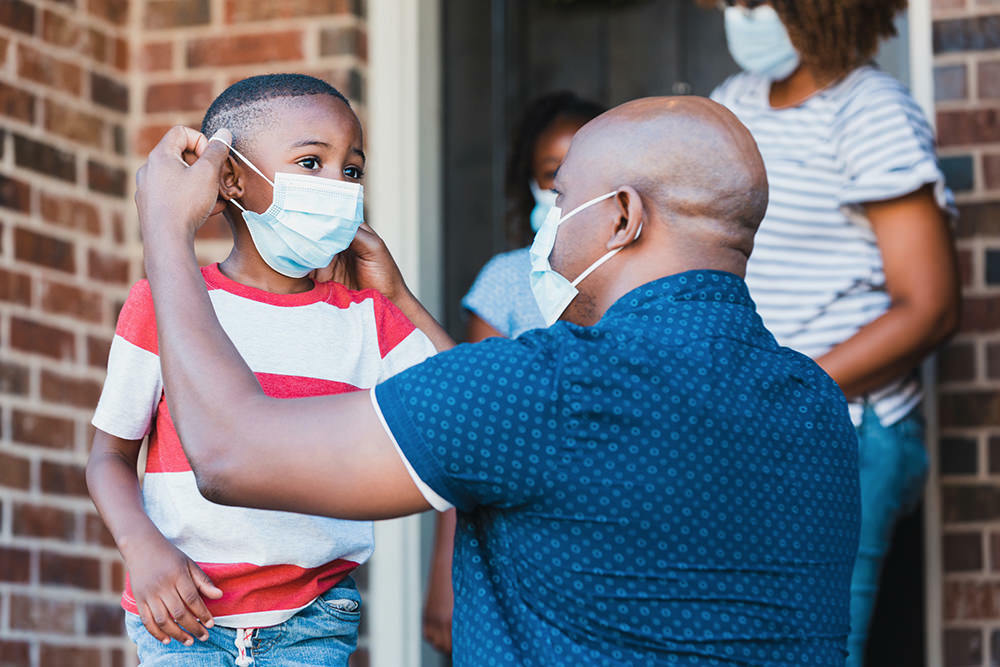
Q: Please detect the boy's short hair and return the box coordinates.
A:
[201,73,352,151]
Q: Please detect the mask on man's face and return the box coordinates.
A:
[528,190,640,327]
[210,137,365,279]
[724,5,800,81]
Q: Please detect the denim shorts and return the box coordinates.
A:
[125,578,361,666]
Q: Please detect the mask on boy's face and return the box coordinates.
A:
[210,137,365,279]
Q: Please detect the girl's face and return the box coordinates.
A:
[531,116,589,191]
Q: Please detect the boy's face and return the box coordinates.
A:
[221,94,365,216]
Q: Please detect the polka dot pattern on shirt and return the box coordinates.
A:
[377,270,860,666]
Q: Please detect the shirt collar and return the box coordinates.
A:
[602,270,754,321]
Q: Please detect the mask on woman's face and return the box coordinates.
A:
[724,5,800,81]
[529,180,558,233]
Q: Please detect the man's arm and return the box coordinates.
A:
[136,127,432,520]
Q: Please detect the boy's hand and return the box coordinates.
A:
[135,126,232,244]
[124,535,223,646]
[312,223,411,304]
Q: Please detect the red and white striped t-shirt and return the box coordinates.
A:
[91,264,437,628]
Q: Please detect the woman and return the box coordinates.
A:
[704,1,960,664]
[422,91,605,654]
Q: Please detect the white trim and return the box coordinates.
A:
[907,1,943,665]
[367,1,444,666]
[370,389,453,512]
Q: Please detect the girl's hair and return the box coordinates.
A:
[505,92,606,247]
[700,0,908,80]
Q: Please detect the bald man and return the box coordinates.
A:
[134,97,860,666]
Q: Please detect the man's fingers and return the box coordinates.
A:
[189,561,224,602]
[152,126,207,163]
[194,129,233,173]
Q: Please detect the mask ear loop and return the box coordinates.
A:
[208,136,274,213]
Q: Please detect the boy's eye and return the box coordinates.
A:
[344,165,363,179]
[297,157,320,170]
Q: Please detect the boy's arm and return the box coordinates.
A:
[86,430,222,647]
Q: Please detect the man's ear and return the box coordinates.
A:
[212,155,243,217]
[607,185,643,250]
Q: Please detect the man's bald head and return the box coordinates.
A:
[566,96,767,257]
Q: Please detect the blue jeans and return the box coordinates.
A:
[846,407,928,667]
[125,578,361,666]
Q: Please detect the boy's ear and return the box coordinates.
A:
[212,155,244,217]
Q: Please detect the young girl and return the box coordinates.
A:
[705,1,960,664]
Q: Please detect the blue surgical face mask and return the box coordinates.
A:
[529,179,558,233]
[211,137,364,279]
[529,190,639,327]
[724,5,800,81]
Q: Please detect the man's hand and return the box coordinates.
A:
[135,126,232,244]
[124,533,223,646]
[311,223,411,303]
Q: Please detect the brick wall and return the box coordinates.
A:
[0,1,369,666]
[933,0,1000,665]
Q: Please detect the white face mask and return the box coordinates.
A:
[211,137,364,279]
[724,5,800,81]
[529,180,558,233]
[529,190,639,327]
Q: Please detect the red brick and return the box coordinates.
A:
[44,99,104,148]
[141,42,173,72]
[111,212,127,244]
[39,645,102,667]
[11,318,76,361]
[84,514,116,548]
[960,295,1000,333]
[943,532,982,571]
[0,547,31,583]
[91,72,128,112]
[112,36,128,70]
[0,267,31,306]
[933,0,966,10]
[87,335,112,369]
[17,44,82,96]
[957,201,1000,237]
[87,159,127,196]
[41,369,103,408]
[110,558,125,591]
[187,31,303,68]
[0,81,35,123]
[0,360,30,396]
[0,173,31,212]
[145,80,214,113]
[40,8,80,49]
[87,0,128,25]
[40,460,90,497]
[135,123,173,154]
[11,595,77,634]
[0,641,29,667]
[0,0,36,34]
[938,109,1000,147]
[979,60,1000,98]
[13,503,76,540]
[40,281,104,324]
[14,227,75,273]
[226,0,351,22]
[984,153,1000,190]
[12,409,76,449]
[320,26,367,60]
[39,191,101,235]
[944,628,982,666]
[85,602,124,635]
[940,391,1000,428]
[934,64,967,101]
[88,248,130,284]
[145,0,210,29]
[987,341,1000,379]
[945,579,1000,619]
[0,35,8,69]
[939,340,976,383]
[13,133,77,182]
[40,551,101,589]
[0,450,31,490]
[82,26,108,63]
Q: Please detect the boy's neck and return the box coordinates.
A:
[219,239,316,295]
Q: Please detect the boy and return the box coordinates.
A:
[86,74,437,666]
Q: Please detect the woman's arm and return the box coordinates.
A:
[814,185,960,398]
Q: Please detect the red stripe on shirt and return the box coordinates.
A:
[122,558,358,622]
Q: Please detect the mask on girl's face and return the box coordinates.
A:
[724,5,800,81]
[210,137,364,279]
[528,190,640,327]
[529,180,558,233]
